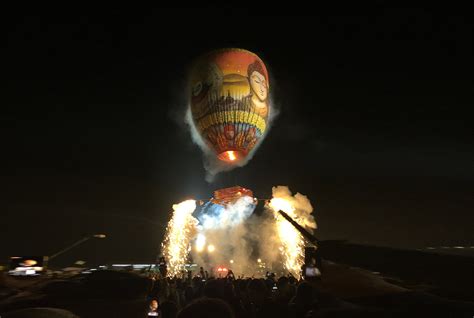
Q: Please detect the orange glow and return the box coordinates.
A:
[228,151,236,161]
[218,150,241,162]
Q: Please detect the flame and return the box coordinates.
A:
[269,198,305,277]
[227,151,236,161]
[161,200,198,277]
[217,150,241,163]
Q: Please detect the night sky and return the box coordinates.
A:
[3,7,473,266]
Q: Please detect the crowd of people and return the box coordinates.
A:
[145,270,371,318]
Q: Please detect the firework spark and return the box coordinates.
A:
[268,186,316,277]
[269,198,305,276]
[161,200,198,277]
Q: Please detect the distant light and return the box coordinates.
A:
[426,247,435,250]
[257,258,262,263]
[133,264,151,269]
[134,264,152,267]
[229,260,234,264]
[21,259,37,266]
[453,246,465,249]
[207,244,215,253]
[94,234,107,239]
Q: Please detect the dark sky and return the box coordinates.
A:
[3,7,473,266]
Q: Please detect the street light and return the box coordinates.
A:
[48,234,107,264]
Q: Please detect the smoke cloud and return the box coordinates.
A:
[270,185,317,230]
[161,185,316,278]
[191,196,256,275]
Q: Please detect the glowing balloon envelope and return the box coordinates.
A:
[189,48,270,163]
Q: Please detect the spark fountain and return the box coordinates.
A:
[160,186,317,278]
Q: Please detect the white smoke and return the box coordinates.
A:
[161,185,315,278]
[270,185,317,230]
[191,196,257,275]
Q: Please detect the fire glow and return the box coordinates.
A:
[227,151,236,161]
[218,150,238,162]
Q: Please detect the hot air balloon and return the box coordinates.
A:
[189,48,270,163]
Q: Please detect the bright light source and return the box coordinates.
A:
[227,151,236,161]
[195,234,206,252]
[94,234,106,238]
[207,244,215,253]
[112,264,132,267]
[257,258,262,263]
[229,259,234,264]
[21,260,37,266]
[161,199,198,277]
[218,150,238,162]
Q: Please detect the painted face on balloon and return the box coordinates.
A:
[250,71,268,101]
[246,127,256,141]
